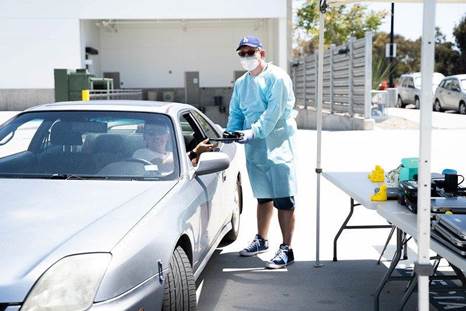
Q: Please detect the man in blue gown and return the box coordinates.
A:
[226,35,298,269]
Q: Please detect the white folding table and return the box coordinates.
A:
[323,171,466,310]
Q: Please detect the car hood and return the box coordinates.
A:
[0,178,177,303]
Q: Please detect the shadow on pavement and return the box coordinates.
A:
[197,251,420,311]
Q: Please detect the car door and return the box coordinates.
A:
[406,77,415,105]
[191,111,231,231]
[180,112,224,249]
[399,77,407,102]
[450,79,462,110]
[442,79,456,109]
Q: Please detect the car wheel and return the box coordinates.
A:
[414,97,420,109]
[162,246,197,311]
[397,96,404,108]
[459,102,466,115]
[433,99,443,112]
[222,175,242,244]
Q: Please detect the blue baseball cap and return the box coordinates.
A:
[236,35,263,51]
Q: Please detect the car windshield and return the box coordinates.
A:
[0,111,179,180]
[460,79,466,91]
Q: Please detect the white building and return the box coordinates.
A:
[0,0,292,115]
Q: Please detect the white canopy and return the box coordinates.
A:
[313,1,465,310]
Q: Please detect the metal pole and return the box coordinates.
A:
[417,0,436,309]
[389,2,395,88]
[315,6,325,269]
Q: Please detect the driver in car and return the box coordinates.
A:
[133,122,214,169]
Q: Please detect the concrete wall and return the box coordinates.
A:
[0,0,287,20]
[0,0,291,111]
[80,20,102,76]
[0,89,54,110]
[0,19,82,89]
[296,108,374,131]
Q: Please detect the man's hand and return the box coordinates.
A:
[237,129,254,144]
[222,131,240,144]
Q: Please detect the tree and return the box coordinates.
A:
[296,1,387,51]
[453,13,466,72]
[435,27,460,76]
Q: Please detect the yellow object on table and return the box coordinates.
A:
[368,165,385,182]
[371,184,388,201]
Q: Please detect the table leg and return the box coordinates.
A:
[451,264,466,287]
[402,232,408,260]
[374,228,403,311]
[398,274,417,311]
[378,226,395,265]
[333,198,356,261]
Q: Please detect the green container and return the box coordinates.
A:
[54,68,92,102]
[399,157,419,181]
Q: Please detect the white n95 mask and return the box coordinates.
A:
[240,57,259,72]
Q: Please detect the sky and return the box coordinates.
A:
[294,1,466,43]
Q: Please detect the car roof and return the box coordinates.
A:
[443,74,466,80]
[24,100,194,116]
[400,72,445,79]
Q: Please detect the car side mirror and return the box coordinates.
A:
[195,151,230,176]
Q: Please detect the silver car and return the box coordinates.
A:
[0,101,243,310]
[434,74,466,114]
[397,72,445,109]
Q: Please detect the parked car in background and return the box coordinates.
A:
[434,74,466,114]
[397,72,445,109]
[0,101,243,310]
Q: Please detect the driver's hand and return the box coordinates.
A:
[193,139,215,154]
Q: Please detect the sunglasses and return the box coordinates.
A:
[237,49,258,57]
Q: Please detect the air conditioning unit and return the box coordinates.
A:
[147,91,158,101]
[162,91,175,102]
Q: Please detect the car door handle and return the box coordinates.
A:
[222,171,227,182]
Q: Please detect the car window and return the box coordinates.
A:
[0,118,43,158]
[444,79,452,90]
[451,79,461,91]
[0,111,179,180]
[461,79,466,91]
[407,78,415,88]
[179,112,205,154]
[401,78,407,87]
[439,80,445,88]
[192,111,220,139]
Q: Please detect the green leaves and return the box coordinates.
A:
[296,1,387,47]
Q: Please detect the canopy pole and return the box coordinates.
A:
[314,0,326,268]
[417,0,436,309]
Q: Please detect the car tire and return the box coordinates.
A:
[222,175,242,244]
[434,99,442,112]
[162,246,197,311]
[414,97,420,109]
[459,102,466,115]
[397,96,404,108]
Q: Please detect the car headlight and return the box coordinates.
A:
[22,253,111,311]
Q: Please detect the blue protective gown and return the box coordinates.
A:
[227,64,297,199]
